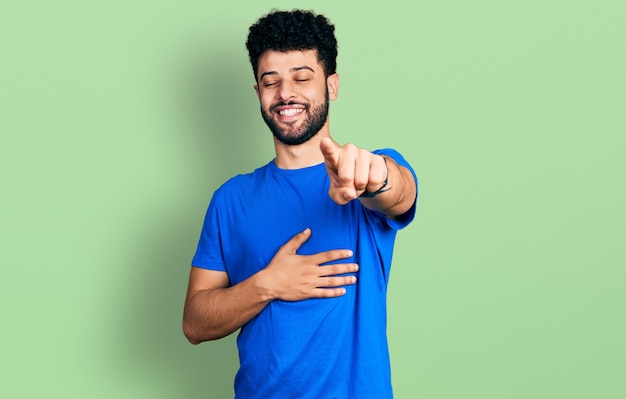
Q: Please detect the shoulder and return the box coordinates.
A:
[208,162,275,208]
[215,162,272,193]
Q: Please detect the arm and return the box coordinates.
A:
[183,228,359,344]
[182,268,268,344]
[320,137,417,218]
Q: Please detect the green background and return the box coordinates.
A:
[2,0,624,398]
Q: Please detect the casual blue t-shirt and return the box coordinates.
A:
[192,148,417,399]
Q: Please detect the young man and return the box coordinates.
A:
[183,9,418,399]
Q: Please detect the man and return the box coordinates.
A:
[183,9,418,399]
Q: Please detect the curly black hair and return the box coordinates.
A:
[246,9,338,81]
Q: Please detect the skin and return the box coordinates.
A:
[183,49,417,344]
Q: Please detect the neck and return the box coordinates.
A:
[273,129,330,170]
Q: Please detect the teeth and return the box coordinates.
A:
[279,108,303,116]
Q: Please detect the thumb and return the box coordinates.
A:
[281,228,312,254]
[319,137,340,166]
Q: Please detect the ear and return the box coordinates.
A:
[254,84,260,99]
[327,73,340,100]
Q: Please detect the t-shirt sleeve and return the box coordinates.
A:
[191,196,227,271]
[372,148,418,230]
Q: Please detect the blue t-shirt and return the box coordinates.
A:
[192,148,417,399]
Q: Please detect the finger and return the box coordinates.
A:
[280,228,312,255]
[318,275,358,287]
[337,144,356,183]
[353,150,372,194]
[318,262,359,276]
[365,155,388,192]
[336,144,358,200]
[308,249,354,265]
[320,137,340,168]
[311,287,347,298]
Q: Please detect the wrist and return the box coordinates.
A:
[251,268,276,303]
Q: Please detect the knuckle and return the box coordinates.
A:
[331,264,346,275]
[321,288,344,298]
[328,250,342,262]
[330,251,344,262]
[319,289,333,298]
[319,252,332,264]
[344,143,357,153]
[335,262,348,272]
[337,172,352,184]
[354,176,368,189]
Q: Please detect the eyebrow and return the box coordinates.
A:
[259,65,315,81]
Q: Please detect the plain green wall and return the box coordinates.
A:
[2,1,624,398]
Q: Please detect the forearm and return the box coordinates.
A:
[359,156,416,218]
[183,229,359,344]
[183,273,271,344]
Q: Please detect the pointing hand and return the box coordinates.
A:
[320,137,388,205]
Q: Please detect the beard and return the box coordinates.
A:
[261,90,329,146]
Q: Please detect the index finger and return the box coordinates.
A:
[320,137,340,167]
[307,248,354,265]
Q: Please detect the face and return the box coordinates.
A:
[255,50,338,146]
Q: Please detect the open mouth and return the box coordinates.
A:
[272,103,307,121]
[279,108,304,117]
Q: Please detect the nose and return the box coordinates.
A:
[277,80,297,101]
